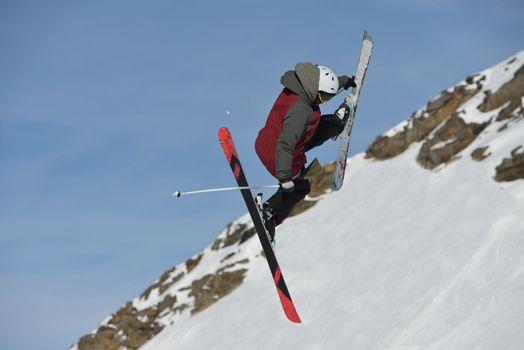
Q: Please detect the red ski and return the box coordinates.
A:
[218,127,301,323]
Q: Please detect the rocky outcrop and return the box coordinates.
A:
[185,253,203,273]
[77,299,173,350]
[141,267,184,300]
[478,65,524,119]
[211,222,256,251]
[366,76,483,161]
[417,114,489,169]
[190,260,249,314]
[495,146,524,182]
[471,146,491,161]
[366,57,524,173]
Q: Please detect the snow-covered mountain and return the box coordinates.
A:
[71,51,524,350]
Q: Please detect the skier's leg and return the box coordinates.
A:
[305,115,344,152]
[266,179,310,226]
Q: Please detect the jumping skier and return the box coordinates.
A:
[255,62,356,240]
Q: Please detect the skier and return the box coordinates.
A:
[255,62,356,240]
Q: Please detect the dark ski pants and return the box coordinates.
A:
[268,115,344,226]
[305,114,344,152]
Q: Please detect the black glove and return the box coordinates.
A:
[339,75,357,90]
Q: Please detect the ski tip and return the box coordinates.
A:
[284,306,302,324]
[218,127,230,139]
[363,30,374,43]
[288,313,302,324]
[276,288,302,323]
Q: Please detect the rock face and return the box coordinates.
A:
[478,65,524,119]
[77,301,166,350]
[190,264,248,314]
[471,146,491,161]
[366,55,524,175]
[417,114,489,169]
[495,146,524,182]
[366,77,483,162]
[211,222,256,251]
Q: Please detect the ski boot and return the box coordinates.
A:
[331,101,353,140]
[255,193,277,246]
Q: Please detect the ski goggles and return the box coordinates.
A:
[317,91,336,104]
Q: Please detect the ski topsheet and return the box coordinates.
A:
[218,127,301,323]
[332,31,374,191]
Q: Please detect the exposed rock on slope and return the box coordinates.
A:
[495,146,524,182]
[365,76,483,161]
[77,301,166,350]
[471,146,491,161]
[366,54,524,173]
[478,64,524,118]
[416,113,489,169]
[189,264,248,314]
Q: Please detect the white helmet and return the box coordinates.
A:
[317,65,339,94]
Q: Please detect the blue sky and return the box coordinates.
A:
[0,1,522,349]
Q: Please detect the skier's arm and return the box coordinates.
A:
[275,104,310,181]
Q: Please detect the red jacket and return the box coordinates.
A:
[255,87,321,180]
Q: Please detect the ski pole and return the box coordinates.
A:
[172,185,279,198]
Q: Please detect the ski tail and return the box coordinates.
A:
[218,127,301,323]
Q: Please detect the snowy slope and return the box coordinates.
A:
[141,145,524,350]
[72,51,524,350]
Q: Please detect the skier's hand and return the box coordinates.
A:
[279,180,295,192]
[339,75,357,90]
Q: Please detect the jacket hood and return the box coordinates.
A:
[280,62,320,105]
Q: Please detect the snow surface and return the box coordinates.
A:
[135,54,524,350]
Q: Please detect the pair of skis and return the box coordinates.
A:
[219,31,373,323]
